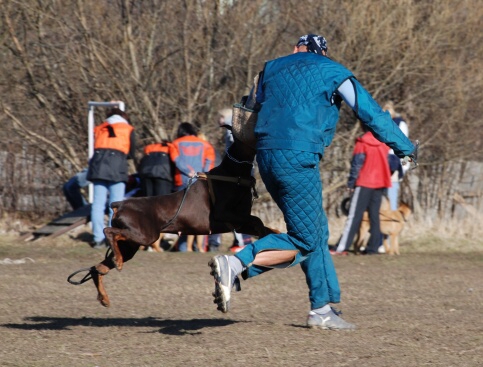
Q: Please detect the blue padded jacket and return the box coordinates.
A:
[255,52,352,156]
[255,52,415,157]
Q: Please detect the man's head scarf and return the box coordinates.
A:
[296,34,328,55]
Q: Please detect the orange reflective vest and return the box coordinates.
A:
[94,122,134,154]
[144,142,172,155]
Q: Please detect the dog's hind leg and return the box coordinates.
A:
[236,216,280,239]
[394,234,400,255]
[353,229,363,254]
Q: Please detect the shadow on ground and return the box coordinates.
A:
[1,316,244,336]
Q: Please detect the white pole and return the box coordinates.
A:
[87,101,125,204]
[87,105,95,203]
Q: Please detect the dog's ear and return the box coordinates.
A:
[400,201,412,210]
[398,202,412,221]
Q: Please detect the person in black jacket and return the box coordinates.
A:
[138,140,174,196]
[137,139,174,252]
[87,107,136,249]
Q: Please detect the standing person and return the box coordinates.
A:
[208,34,417,330]
[138,139,174,251]
[170,122,216,252]
[87,107,136,249]
[138,140,174,196]
[333,125,392,255]
[383,101,410,210]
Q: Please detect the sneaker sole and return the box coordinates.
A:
[307,323,356,331]
[307,324,330,330]
[306,313,356,331]
[307,324,357,331]
[208,257,231,313]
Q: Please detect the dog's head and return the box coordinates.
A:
[398,202,412,221]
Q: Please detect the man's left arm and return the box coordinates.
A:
[337,78,415,158]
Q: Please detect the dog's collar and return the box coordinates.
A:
[197,172,254,188]
[399,210,409,222]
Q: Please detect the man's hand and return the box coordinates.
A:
[402,140,419,170]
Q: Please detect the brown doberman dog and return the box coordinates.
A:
[69,137,278,307]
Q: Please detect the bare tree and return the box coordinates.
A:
[0,0,482,219]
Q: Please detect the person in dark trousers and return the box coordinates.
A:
[63,168,89,210]
[138,140,174,196]
[207,33,417,330]
[333,124,392,255]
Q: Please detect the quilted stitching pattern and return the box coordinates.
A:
[267,61,328,109]
[257,150,324,252]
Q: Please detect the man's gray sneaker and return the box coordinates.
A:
[306,309,356,330]
[208,255,241,313]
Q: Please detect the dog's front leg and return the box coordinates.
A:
[382,234,392,254]
[92,264,110,307]
[104,227,125,270]
[387,234,396,255]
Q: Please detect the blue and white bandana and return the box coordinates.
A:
[296,34,328,55]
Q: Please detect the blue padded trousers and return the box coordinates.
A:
[235,149,340,309]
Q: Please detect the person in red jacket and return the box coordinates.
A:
[334,124,391,255]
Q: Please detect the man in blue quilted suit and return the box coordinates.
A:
[209,34,417,330]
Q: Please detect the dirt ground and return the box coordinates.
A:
[0,229,481,367]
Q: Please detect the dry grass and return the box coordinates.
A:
[1,212,481,254]
[401,217,483,253]
[327,215,483,254]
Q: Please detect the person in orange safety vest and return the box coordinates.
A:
[139,140,174,196]
[87,107,136,249]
